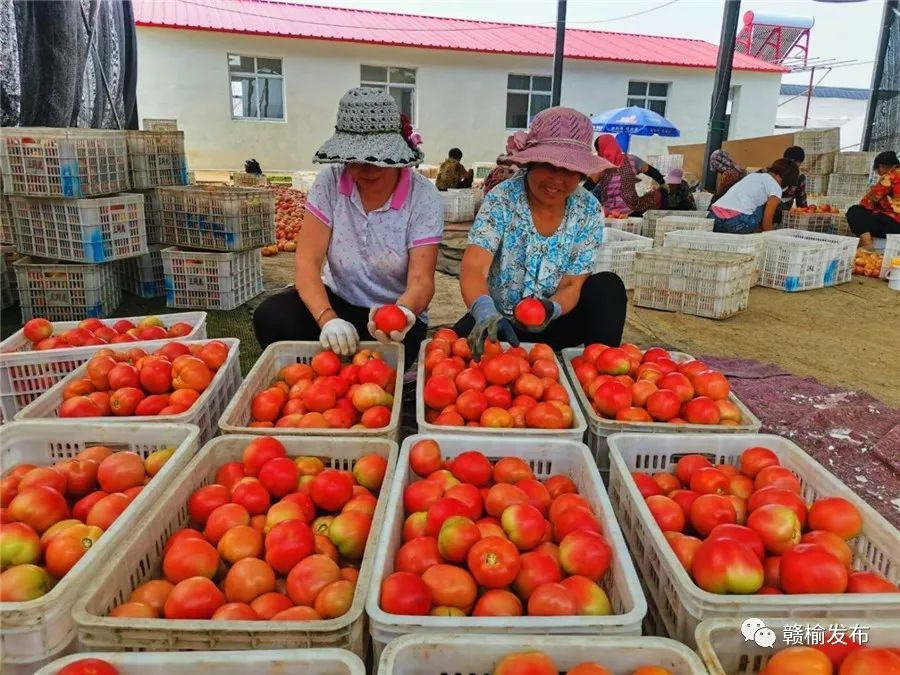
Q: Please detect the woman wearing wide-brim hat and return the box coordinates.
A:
[253,88,443,370]
[454,106,628,360]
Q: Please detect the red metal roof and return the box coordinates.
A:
[133,0,786,73]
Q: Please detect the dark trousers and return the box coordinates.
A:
[452,272,627,350]
[252,288,427,371]
[846,205,900,238]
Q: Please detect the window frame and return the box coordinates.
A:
[227,53,286,123]
[360,64,418,125]
[625,80,670,117]
[505,73,553,131]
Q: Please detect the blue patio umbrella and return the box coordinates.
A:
[591,106,680,153]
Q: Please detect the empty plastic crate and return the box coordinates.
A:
[0,127,130,197]
[162,247,263,310]
[642,210,709,242]
[663,229,764,285]
[595,227,653,289]
[139,188,164,243]
[157,185,275,251]
[694,191,713,212]
[793,127,840,154]
[605,216,644,235]
[646,153,684,174]
[440,188,475,222]
[827,173,871,198]
[126,130,188,189]
[142,118,178,131]
[766,228,857,285]
[13,257,121,322]
[652,215,714,247]
[0,194,13,244]
[8,194,147,263]
[802,151,835,175]
[233,172,268,187]
[116,244,166,297]
[833,151,876,174]
[880,234,900,279]
[472,162,496,180]
[805,173,829,195]
[633,248,755,319]
[757,235,831,291]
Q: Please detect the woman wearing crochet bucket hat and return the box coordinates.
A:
[253,88,443,370]
[454,106,628,360]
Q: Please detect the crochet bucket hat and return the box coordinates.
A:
[314,88,424,168]
[498,107,613,176]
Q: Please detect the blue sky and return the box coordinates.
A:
[294,0,883,88]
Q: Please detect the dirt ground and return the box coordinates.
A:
[263,240,900,408]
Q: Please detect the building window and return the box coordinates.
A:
[506,74,552,129]
[626,81,669,116]
[360,65,416,122]
[228,54,284,121]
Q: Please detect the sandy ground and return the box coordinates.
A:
[263,242,900,407]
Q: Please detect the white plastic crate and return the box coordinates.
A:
[805,173,829,196]
[219,340,403,441]
[139,188,164,244]
[604,216,644,235]
[663,230,764,286]
[560,348,761,475]
[126,130,188,189]
[0,421,200,670]
[415,340,587,440]
[757,235,831,292]
[0,312,207,421]
[1,245,18,310]
[161,247,263,310]
[233,172,268,187]
[607,433,900,647]
[37,649,364,675]
[440,188,475,223]
[653,216,714,247]
[380,634,706,675]
[472,187,484,215]
[779,209,838,234]
[880,234,900,279]
[802,151,835,175]
[0,128,130,197]
[116,244,166,298]
[834,151,876,175]
[642,210,709,242]
[365,434,647,662]
[766,228,857,286]
[808,194,859,211]
[15,337,240,444]
[697,619,900,675]
[694,191,713,212]
[646,153,684,174]
[142,118,178,131]
[8,194,148,263]
[827,173,871,198]
[472,162,496,180]
[633,248,755,319]
[0,194,13,244]
[13,257,121,322]
[291,170,320,193]
[595,227,653,290]
[157,185,275,251]
[72,434,397,658]
[794,127,840,154]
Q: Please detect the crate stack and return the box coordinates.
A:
[157,183,271,310]
[794,127,841,197]
[0,127,149,321]
[829,150,875,202]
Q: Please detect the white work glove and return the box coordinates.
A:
[319,318,359,356]
[367,305,416,344]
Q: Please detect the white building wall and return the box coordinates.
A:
[136,27,782,171]
[776,95,867,151]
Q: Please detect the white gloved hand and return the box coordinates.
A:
[319,318,359,356]
[367,305,416,344]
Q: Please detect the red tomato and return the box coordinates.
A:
[96,452,145,493]
[187,484,230,526]
[779,544,849,594]
[57,658,120,675]
[421,564,477,611]
[527,582,577,615]
[395,536,444,575]
[380,571,432,615]
[467,536,521,588]
[138,357,172,394]
[163,577,225,619]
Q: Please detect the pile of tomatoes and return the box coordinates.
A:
[107,436,387,621]
[20,316,195,351]
[58,340,230,418]
[853,250,884,278]
[379,439,614,618]
[761,642,900,675]
[249,349,395,429]
[422,330,575,429]
[633,446,898,595]
[0,445,174,601]
[492,651,672,675]
[571,344,742,425]
[262,186,305,256]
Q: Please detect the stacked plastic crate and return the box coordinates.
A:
[829,150,874,203]
[0,128,149,321]
[0,187,17,310]
[116,120,189,298]
[794,127,840,197]
[157,179,272,309]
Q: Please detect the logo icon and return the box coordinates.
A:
[741,618,777,648]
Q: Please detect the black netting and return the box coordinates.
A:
[868,3,900,151]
